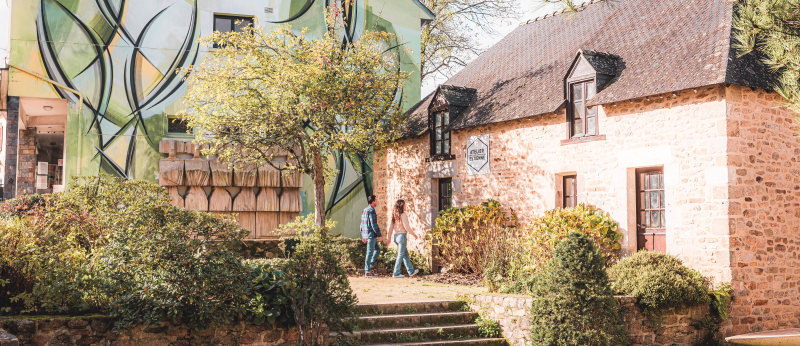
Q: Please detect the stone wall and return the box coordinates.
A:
[15,128,35,196]
[375,86,733,281]
[0,316,314,346]
[467,294,712,346]
[724,85,800,335]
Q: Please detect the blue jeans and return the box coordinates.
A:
[393,233,415,276]
[364,238,381,273]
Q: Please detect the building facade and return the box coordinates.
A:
[374,0,800,335]
[2,0,432,237]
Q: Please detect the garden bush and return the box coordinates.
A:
[523,204,622,271]
[483,205,623,294]
[243,259,293,325]
[426,200,518,275]
[281,233,357,345]
[529,232,628,346]
[607,251,711,315]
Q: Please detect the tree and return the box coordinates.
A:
[420,0,519,82]
[420,0,582,83]
[183,8,409,230]
[733,0,800,113]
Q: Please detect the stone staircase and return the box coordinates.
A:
[331,300,507,345]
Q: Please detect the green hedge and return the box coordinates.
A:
[607,251,711,315]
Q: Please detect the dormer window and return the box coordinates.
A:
[563,50,621,141]
[569,80,597,137]
[432,110,450,156]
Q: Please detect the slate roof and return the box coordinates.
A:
[404,0,774,137]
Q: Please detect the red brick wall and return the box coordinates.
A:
[725,85,800,335]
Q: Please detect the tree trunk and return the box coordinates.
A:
[312,150,327,234]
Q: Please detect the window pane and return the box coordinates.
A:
[587,116,596,136]
[573,116,584,136]
[444,131,450,140]
[660,211,666,228]
[435,128,442,140]
[436,142,442,154]
[215,17,231,32]
[234,18,253,32]
[443,141,450,154]
[435,114,442,126]
[571,84,583,101]
[650,191,659,209]
[586,81,596,99]
[443,112,450,125]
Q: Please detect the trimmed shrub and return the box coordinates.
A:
[529,232,629,346]
[426,200,518,275]
[475,315,502,338]
[607,251,711,315]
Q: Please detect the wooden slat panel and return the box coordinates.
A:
[256,211,280,238]
[185,159,210,186]
[210,159,233,186]
[257,187,280,212]
[233,187,256,212]
[167,187,184,208]
[281,170,302,188]
[280,189,302,212]
[237,212,257,239]
[257,164,281,187]
[184,186,208,211]
[158,140,173,154]
[158,158,184,186]
[280,212,300,226]
[208,187,232,212]
[233,162,257,187]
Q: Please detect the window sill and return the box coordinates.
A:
[560,134,606,146]
[425,154,456,162]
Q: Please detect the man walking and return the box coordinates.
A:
[361,195,382,277]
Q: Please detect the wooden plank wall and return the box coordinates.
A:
[158,140,302,239]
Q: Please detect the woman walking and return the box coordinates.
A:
[386,199,420,278]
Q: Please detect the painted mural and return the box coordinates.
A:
[8,0,431,236]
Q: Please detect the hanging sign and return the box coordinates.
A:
[466,135,490,175]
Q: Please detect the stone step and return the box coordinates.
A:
[355,311,478,330]
[364,338,508,346]
[356,300,467,316]
[332,324,481,344]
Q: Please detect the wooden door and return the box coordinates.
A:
[637,169,665,252]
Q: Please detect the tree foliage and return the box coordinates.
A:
[733,0,800,113]
[183,8,409,228]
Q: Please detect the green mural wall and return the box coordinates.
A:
[8,0,431,237]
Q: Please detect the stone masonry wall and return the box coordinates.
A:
[15,128,35,196]
[0,316,312,346]
[375,86,733,282]
[724,85,800,335]
[467,294,712,346]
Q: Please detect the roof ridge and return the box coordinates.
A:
[521,0,605,26]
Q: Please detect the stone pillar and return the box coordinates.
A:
[15,128,36,196]
[3,96,18,200]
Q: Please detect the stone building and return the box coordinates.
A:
[374,0,800,336]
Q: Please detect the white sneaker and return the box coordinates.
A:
[409,269,420,277]
[393,274,406,278]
